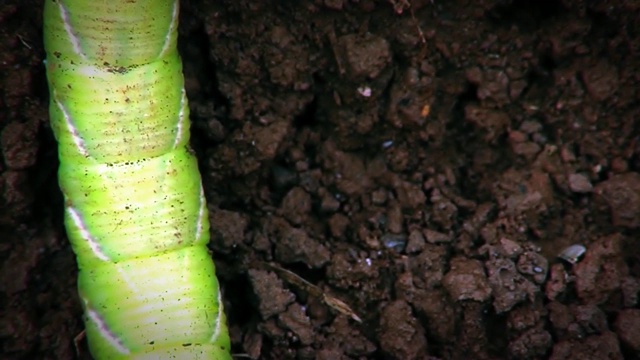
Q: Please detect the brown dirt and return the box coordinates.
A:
[2,0,640,359]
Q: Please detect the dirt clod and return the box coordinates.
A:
[1,120,39,170]
[567,173,593,193]
[594,173,640,228]
[280,187,312,225]
[509,324,553,359]
[580,60,619,101]
[270,218,330,268]
[209,208,248,252]
[443,257,492,302]
[338,33,391,80]
[378,300,427,360]
[549,332,623,360]
[277,303,314,346]
[248,269,296,320]
[614,309,640,352]
[574,234,628,304]
[486,257,537,313]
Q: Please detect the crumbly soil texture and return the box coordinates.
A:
[2,0,640,359]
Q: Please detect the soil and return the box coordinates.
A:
[1,0,640,359]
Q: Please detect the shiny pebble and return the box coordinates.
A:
[558,244,586,264]
[381,233,407,252]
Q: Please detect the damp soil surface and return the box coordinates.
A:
[2,1,640,359]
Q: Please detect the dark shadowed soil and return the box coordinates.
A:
[2,0,640,359]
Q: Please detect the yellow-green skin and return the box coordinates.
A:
[43,0,231,358]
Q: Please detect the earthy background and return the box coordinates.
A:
[1,0,639,359]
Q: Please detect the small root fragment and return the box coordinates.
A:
[262,262,362,323]
[73,329,86,358]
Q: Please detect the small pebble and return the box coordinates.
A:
[405,229,425,253]
[423,229,451,244]
[558,244,586,264]
[568,173,593,193]
[357,85,372,97]
[381,233,407,252]
[499,237,523,258]
[382,140,394,149]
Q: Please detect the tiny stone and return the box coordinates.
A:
[207,118,225,141]
[568,173,593,193]
[545,263,567,301]
[295,160,309,172]
[520,120,543,134]
[611,157,628,173]
[381,233,407,252]
[508,130,527,143]
[328,213,349,238]
[371,188,387,205]
[406,229,425,253]
[281,187,311,225]
[320,192,341,212]
[422,229,451,244]
[358,225,381,249]
[512,142,541,158]
[558,244,586,264]
[323,0,343,10]
[499,237,523,258]
[560,147,576,162]
[386,203,403,233]
[531,132,547,144]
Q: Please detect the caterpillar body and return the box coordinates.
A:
[43,0,231,358]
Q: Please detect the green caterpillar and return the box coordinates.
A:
[43,0,231,358]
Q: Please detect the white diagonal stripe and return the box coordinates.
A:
[159,0,179,59]
[85,302,130,355]
[67,206,109,261]
[209,287,223,343]
[195,184,206,241]
[173,88,188,149]
[56,1,87,61]
[54,90,89,157]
